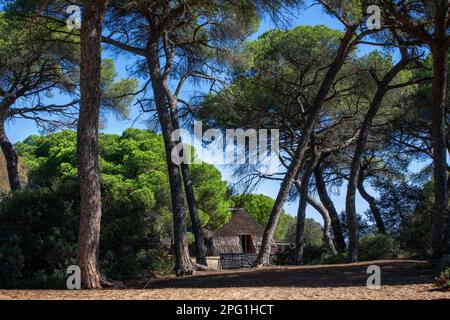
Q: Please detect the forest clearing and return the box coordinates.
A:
[1,261,449,300]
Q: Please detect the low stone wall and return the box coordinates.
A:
[219,253,258,269]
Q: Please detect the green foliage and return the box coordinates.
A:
[284,218,324,247]
[358,234,398,261]
[0,185,78,288]
[190,164,233,229]
[232,194,294,241]
[397,181,434,258]
[200,25,355,131]
[0,129,232,287]
[311,253,348,265]
[272,218,327,266]
[374,180,422,234]
[435,268,450,290]
[0,11,79,100]
[0,11,136,132]
[100,59,138,120]
[273,244,328,266]
[303,219,325,247]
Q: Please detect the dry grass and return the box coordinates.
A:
[1,260,449,300]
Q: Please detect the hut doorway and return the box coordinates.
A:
[240,235,256,253]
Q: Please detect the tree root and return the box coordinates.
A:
[100,274,124,289]
[193,263,215,272]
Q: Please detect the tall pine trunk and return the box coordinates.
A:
[430,43,448,261]
[314,165,346,252]
[345,55,408,262]
[168,99,207,266]
[254,26,357,266]
[294,163,314,265]
[146,40,193,276]
[0,116,21,192]
[76,0,108,289]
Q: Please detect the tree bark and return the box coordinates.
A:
[357,172,385,234]
[307,195,338,255]
[0,117,21,192]
[168,98,207,266]
[314,164,346,252]
[76,0,108,289]
[430,42,449,261]
[146,39,193,276]
[254,26,358,266]
[294,165,314,265]
[345,54,409,262]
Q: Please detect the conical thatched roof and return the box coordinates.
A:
[213,208,265,237]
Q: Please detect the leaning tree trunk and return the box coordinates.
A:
[314,165,346,252]
[307,195,337,255]
[146,41,193,276]
[430,43,449,261]
[0,119,21,192]
[180,164,207,265]
[254,26,357,266]
[76,0,108,289]
[168,98,207,266]
[294,165,314,265]
[345,55,408,262]
[357,172,385,234]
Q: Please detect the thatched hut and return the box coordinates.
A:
[210,208,276,256]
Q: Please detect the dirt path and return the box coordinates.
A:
[1,260,449,300]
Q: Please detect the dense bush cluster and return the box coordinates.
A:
[358,234,399,261]
[0,129,233,287]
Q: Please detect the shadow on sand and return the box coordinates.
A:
[141,260,436,290]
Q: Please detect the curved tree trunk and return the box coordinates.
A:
[314,165,346,252]
[430,43,449,261]
[345,55,409,262]
[294,166,314,265]
[307,195,338,255]
[254,26,357,266]
[146,40,193,276]
[76,0,108,289]
[0,120,21,192]
[168,99,207,266]
[180,164,208,265]
[357,172,385,234]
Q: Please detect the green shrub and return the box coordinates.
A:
[0,186,78,289]
[20,270,67,289]
[358,234,398,261]
[311,252,348,265]
[435,268,450,290]
[272,245,295,265]
[272,244,327,265]
[0,181,169,288]
[303,245,328,264]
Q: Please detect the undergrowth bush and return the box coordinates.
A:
[358,234,399,261]
[273,245,328,265]
[435,268,450,290]
[311,252,348,265]
[0,182,170,288]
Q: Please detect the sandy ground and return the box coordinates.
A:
[1,260,449,300]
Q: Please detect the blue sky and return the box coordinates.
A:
[6,5,404,223]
